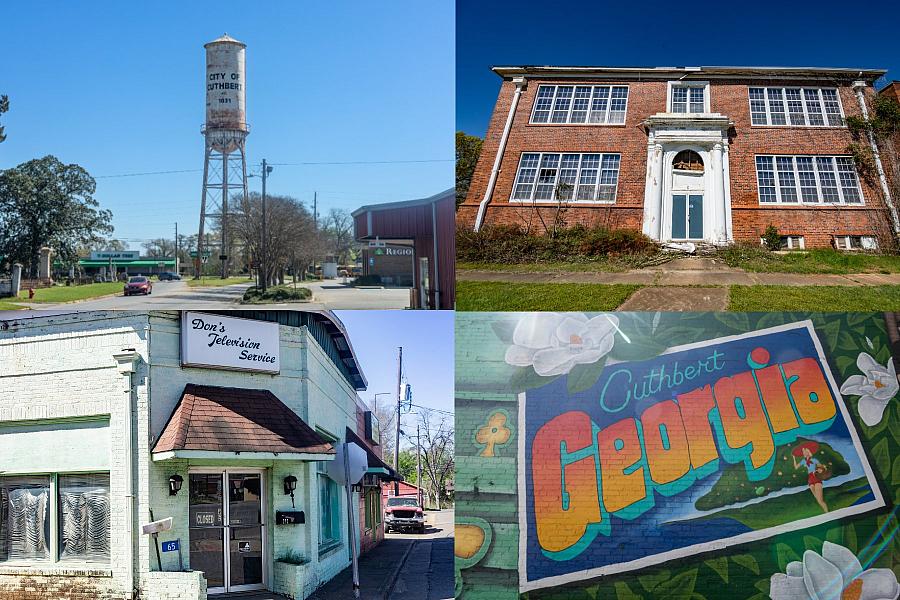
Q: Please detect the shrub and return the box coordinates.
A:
[761,224,781,251]
[352,274,382,286]
[457,224,658,263]
[242,285,311,303]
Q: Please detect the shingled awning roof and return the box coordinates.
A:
[345,427,402,482]
[152,384,335,461]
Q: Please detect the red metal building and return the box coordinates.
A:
[353,189,455,309]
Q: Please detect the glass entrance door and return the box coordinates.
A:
[671,194,703,240]
[189,471,266,594]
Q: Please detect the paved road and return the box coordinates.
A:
[17,280,411,310]
[387,509,454,600]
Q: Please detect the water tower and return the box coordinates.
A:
[196,33,249,278]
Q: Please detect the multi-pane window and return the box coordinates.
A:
[755,155,863,204]
[0,474,110,565]
[834,235,878,250]
[671,84,706,113]
[761,235,805,250]
[530,85,629,124]
[364,490,381,531]
[510,152,621,203]
[749,87,844,126]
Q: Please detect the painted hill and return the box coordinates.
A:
[695,437,850,511]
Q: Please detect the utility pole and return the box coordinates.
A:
[416,422,423,508]
[313,191,318,230]
[174,222,179,276]
[260,159,271,292]
[394,346,402,496]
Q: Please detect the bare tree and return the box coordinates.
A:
[323,208,355,265]
[232,192,322,288]
[416,409,454,509]
[142,238,176,258]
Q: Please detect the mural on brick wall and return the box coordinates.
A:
[455,313,900,600]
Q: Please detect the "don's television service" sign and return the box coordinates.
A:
[181,311,280,374]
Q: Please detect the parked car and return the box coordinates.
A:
[158,272,181,281]
[384,496,425,533]
[124,276,152,296]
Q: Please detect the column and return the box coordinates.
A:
[642,142,665,240]
[710,143,725,243]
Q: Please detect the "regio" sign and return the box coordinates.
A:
[181,311,281,374]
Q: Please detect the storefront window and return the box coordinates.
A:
[58,474,111,563]
[364,490,381,531]
[0,476,51,563]
[316,461,341,551]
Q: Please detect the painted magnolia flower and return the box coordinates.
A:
[770,541,899,600]
[840,352,898,427]
[504,313,618,377]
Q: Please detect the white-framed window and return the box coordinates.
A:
[761,235,805,250]
[510,152,621,203]
[834,235,878,251]
[315,428,341,554]
[0,473,110,565]
[668,81,710,113]
[530,85,629,124]
[755,155,863,205]
[748,87,845,127]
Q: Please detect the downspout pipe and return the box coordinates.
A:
[474,76,527,231]
[114,350,141,600]
[431,200,440,309]
[852,80,900,236]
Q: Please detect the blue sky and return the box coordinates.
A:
[1,1,453,249]
[335,310,454,440]
[457,0,900,136]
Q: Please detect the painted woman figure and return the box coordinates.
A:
[792,441,829,513]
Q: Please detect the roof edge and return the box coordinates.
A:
[491,65,887,82]
[351,188,455,217]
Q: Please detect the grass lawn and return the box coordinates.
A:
[719,247,900,274]
[186,276,254,288]
[729,285,900,311]
[456,281,640,311]
[0,299,27,310]
[16,282,124,303]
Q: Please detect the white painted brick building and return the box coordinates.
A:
[0,310,379,599]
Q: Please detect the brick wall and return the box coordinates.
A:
[459,74,894,247]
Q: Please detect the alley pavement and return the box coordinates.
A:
[308,509,454,600]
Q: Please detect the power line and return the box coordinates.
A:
[94,158,452,179]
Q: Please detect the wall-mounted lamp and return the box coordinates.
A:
[283,475,298,508]
[168,474,183,496]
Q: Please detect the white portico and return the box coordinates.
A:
[642,112,734,244]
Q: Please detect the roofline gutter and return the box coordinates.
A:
[151,450,336,462]
[475,76,526,231]
[491,65,887,81]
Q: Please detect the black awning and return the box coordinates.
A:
[346,427,403,482]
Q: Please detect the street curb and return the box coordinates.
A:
[381,540,416,600]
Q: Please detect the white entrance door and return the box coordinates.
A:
[189,470,267,594]
[671,194,704,240]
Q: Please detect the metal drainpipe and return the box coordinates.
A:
[852,80,900,236]
[431,200,440,309]
[114,350,141,600]
[474,76,527,231]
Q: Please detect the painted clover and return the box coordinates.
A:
[504,312,619,377]
[769,541,899,600]
[475,412,511,458]
[839,352,898,427]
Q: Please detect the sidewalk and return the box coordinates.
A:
[307,538,414,600]
[458,257,900,287]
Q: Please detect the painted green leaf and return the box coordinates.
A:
[836,355,856,375]
[651,568,697,600]
[837,330,859,352]
[826,527,843,545]
[892,455,900,485]
[872,438,890,476]
[638,570,671,593]
[844,524,858,553]
[567,358,606,394]
[615,581,644,600]
[608,334,668,362]
[714,313,750,332]
[776,543,800,571]
[509,366,557,392]
[846,313,873,328]
[755,313,790,330]
[754,578,771,594]
[889,407,900,446]
[730,553,760,575]
[747,594,769,600]
[689,594,708,600]
[491,320,517,343]
[703,556,728,583]
[803,535,823,551]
